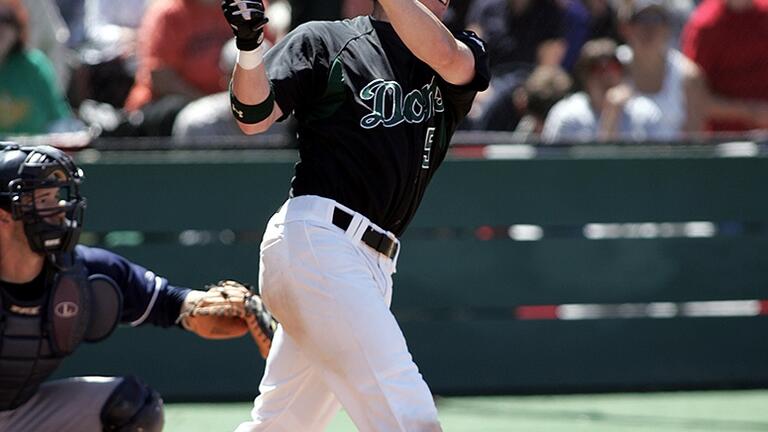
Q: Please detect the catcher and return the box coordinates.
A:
[0,143,276,432]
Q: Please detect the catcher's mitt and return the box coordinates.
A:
[244,290,277,359]
[177,280,276,358]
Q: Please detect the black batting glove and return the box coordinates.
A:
[221,0,269,51]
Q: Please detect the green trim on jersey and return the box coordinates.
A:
[305,57,347,122]
[263,17,489,235]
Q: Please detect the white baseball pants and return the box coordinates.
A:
[235,195,441,432]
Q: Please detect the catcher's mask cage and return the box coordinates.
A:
[0,143,86,255]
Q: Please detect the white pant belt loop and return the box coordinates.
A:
[345,213,367,243]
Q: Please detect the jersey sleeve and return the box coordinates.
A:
[77,246,191,328]
[264,22,332,121]
[438,30,491,122]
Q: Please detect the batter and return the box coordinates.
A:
[222,0,490,430]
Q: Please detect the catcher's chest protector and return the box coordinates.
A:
[0,260,122,411]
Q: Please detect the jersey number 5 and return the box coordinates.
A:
[422,127,435,169]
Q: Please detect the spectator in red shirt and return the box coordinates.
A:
[682,0,768,132]
[123,0,234,135]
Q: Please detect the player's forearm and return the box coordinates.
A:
[230,52,282,134]
[222,0,282,133]
[376,0,467,79]
[232,64,270,104]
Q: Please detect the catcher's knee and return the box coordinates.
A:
[100,375,164,432]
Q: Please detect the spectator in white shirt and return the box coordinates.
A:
[542,38,624,142]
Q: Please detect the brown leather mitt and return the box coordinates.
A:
[178,280,276,358]
[244,290,277,359]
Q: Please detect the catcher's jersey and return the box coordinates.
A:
[265,16,490,236]
[0,246,189,328]
[0,246,190,410]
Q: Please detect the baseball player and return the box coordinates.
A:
[0,143,275,432]
[222,0,490,430]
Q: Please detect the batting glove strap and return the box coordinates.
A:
[229,81,275,124]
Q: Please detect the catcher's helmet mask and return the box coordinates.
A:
[0,143,86,256]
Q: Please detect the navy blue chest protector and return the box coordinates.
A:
[0,258,122,410]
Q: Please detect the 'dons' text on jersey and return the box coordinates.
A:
[264,16,490,236]
[358,78,445,129]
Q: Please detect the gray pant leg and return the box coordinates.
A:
[0,376,123,432]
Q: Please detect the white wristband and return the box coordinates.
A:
[237,46,264,70]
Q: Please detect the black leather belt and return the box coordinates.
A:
[332,208,399,259]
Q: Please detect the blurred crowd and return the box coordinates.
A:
[1,0,767,145]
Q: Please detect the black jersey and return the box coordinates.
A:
[265,16,490,236]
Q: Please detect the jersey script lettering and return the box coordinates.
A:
[359,78,444,129]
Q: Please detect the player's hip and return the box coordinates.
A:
[258,197,395,326]
[259,197,395,297]
[264,195,399,269]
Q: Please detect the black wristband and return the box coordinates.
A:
[229,81,275,124]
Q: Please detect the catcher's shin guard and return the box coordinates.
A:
[100,375,164,432]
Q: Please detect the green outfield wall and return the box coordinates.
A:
[52,147,768,400]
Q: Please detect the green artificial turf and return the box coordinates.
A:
[165,390,768,431]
